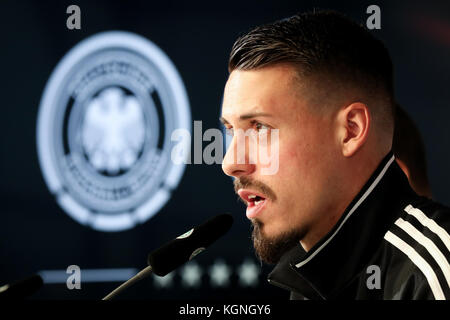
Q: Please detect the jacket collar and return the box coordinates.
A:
[268,151,417,299]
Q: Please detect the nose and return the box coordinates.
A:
[222,135,256,178]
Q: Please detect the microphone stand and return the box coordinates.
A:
[102,265,153,300]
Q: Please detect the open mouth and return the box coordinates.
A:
[237,190,268,219]
[247,194,266,207]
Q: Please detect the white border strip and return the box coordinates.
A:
[395,218,450,288]
[384,231,445,300]
[404,205,450,252]
[295,155,395,268]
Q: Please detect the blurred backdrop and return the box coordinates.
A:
[0,0,449,300]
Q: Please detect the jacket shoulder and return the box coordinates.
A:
[381,198,450,300]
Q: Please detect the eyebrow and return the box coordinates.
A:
[219,112,273,125]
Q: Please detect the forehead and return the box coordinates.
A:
[221,64,304,121]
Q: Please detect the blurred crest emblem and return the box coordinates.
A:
[37,31,191,231]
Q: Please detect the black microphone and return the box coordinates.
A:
[148,213,233,276]
[102,214,233,300]
[0,274,43,299]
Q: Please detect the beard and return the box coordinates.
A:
[233,176,303,264]
[251,219,305,264]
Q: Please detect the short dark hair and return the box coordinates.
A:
[229,10,395,126]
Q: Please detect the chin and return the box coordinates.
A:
[251,219,305,264]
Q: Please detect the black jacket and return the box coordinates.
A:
[268,151,450,300]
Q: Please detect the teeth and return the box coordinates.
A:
[254,200,264,205]
[248,195,257,199]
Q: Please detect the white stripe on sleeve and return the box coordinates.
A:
[404,205,450,253]
[384,231,446,300]
[394,218,450,288]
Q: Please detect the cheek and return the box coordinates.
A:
[281,139,320,173]
[282,122,336,172]
[276,137,330,203]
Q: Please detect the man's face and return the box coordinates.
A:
[221,64,339,263]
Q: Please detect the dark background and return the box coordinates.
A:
[0,0,449,300]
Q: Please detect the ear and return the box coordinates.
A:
[336,102,370,157]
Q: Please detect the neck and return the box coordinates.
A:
[300,149,386,252]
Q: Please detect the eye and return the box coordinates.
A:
[225,126,234,137]
[253,121,270,133]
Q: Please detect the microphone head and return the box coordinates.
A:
[148,214,233,276]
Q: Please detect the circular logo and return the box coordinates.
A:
[37,31,191,232]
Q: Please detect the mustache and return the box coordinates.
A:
[233,177,277,201]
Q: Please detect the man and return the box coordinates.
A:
[220,11,450,299]
[393,105,433,198]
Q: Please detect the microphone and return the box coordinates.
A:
[0,274,43,299]
[102,214,233,300]
[148,213,233,276]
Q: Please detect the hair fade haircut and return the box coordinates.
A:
[228,10,395,125]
